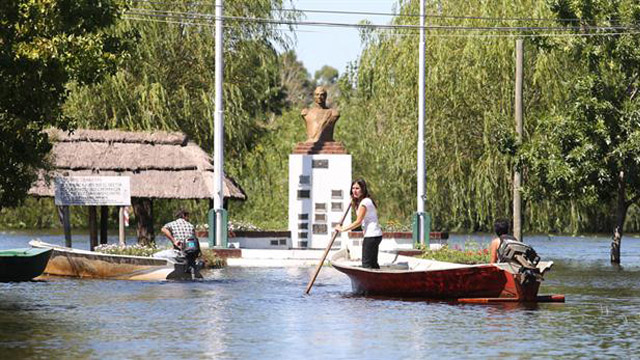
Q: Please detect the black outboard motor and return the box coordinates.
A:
[497,235,542,286]
[179,236,203,279]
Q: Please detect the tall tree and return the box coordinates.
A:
[523,1,640,263]
[64,0,297,162]
[0,0,128,210]
[280,50,314,106]
[338,0,572,231]
[314,65,339,86]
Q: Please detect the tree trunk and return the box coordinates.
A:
[611,171,628,264]
[132,198,154,246]
[100,206,109,245]
[56,205,72,247]
[89,206,98,251]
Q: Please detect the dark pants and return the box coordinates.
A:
[362,236,383,269]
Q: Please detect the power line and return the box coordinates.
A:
[122,15,640,39]
[120,15,316,33]
[129,0,588,23]
[125,8,639,33]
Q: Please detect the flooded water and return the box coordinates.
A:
[1,231,640,359]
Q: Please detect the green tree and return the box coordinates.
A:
[0,0,128,210]
[64,0,297,162]
[338,0,570,231]
[280,50,314,106]
[523,0,640,263]
[60,1,301,231]
[314,65,339,85]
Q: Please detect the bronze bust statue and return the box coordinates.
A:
[301,86,340,143]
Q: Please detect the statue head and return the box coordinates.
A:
[313,86,328,108]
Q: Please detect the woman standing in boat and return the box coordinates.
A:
[335,179,383,269]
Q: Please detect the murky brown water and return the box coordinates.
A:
[1,231,640,358]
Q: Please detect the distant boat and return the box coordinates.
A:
[29,240,201,281]
[0,248,53,282]
[330,248,562,303]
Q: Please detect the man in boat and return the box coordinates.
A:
[489,219,516,264]
[158,209,203,279]
[301,86,340,143]
[161,209,196,250]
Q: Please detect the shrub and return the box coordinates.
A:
[228,220,262,231]
[200,249,226,268]
[382,219,411,232]
[94,243,161,257]
[95,244,227,269]
[419,242,490,264]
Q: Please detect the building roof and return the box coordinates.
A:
[28,129,246,200]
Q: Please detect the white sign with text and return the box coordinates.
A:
[55,176,131,206]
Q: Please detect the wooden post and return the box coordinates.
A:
[100,206,109,245]
[132,198,154,245]
[89,206,98,251]
[119,206,126,246]
[57,206,72,247]
[513,39,524,242]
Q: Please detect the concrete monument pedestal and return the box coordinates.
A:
[288,142,351,249]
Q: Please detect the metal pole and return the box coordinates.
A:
[214,0,225,247]
[513,39,524,242]
[417,0,426,245]
[119,206,126,246]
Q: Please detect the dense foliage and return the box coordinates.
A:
[0,0,129,210]
[522,0,640,261]
[337,0,571,232]
[63,0,296,163]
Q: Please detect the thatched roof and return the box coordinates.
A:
[28,129,246,200]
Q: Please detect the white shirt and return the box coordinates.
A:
[359,198,383,237]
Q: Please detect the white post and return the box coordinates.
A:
[417,0,426,244]
[118,206,126,246]
[214,0,225,247]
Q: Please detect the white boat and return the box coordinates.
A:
[29,240,199,281]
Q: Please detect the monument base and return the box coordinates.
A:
[292,141,347,155]
[288,153,352,249]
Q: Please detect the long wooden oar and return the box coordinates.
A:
[305,203,352,294]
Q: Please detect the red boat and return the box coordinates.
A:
[329,248,562,303]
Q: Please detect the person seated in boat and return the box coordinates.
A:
[334,179,383,269]
[489,219,518,264]
[161,209,196,250]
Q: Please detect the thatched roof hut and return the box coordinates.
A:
[29,129,245,200]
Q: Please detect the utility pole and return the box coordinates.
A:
[213,0,225,247]
[513,39,524,242]
[417,0,427,245]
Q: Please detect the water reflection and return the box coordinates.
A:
[1,232,640,358]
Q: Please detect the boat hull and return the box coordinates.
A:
[330,249,542,301]
[29,240,195,281]
[0,248,53,282]
[332,262,538,300]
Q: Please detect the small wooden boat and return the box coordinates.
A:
[29,240,199,281]
[329,248,561,302]
[0,248,53,282]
